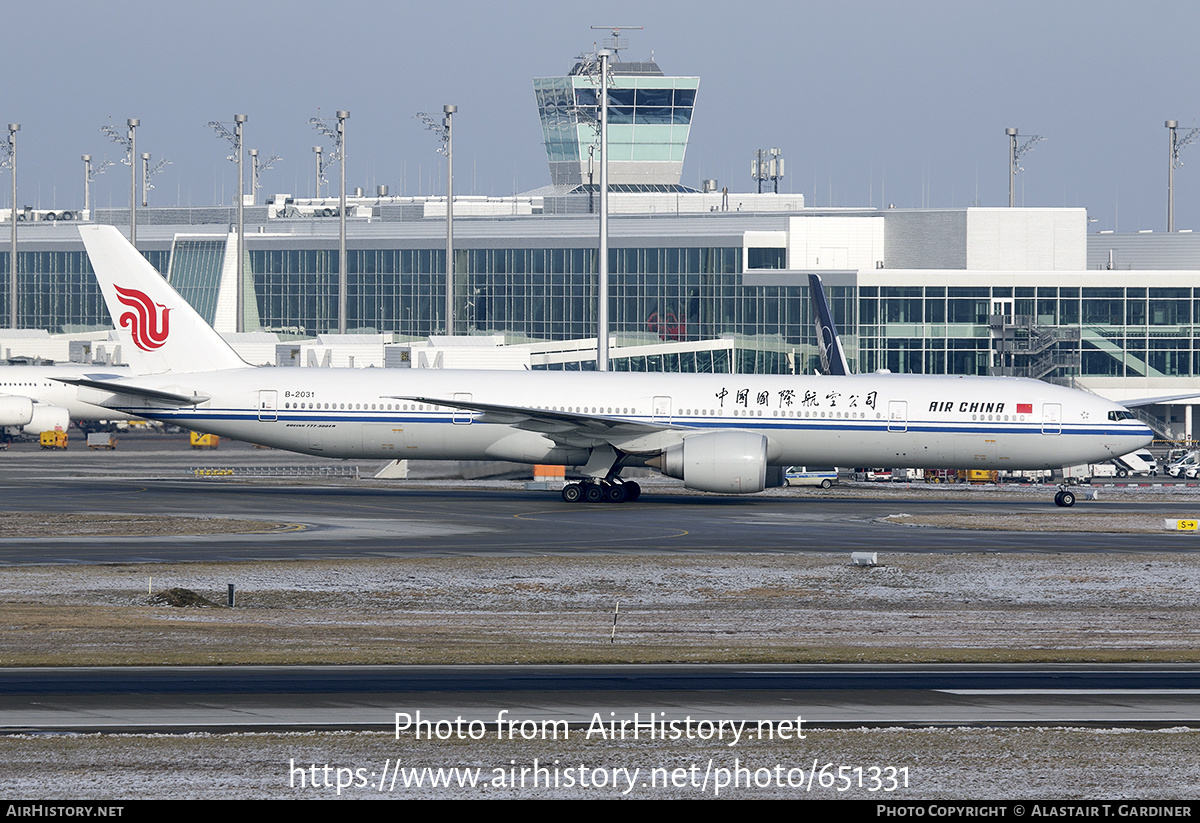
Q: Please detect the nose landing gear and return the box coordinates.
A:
[1053,487,1076,507]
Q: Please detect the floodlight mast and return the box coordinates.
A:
[100,118,141,243]
[140,154,150,206]
[598,48,610,371]
[337,111,348,335]
[248,149,280,201]
[100,119,140,245]
[309,111,349,333]
[1166,120,1200,232]
[82,155,114,216]
[312,146,323,197]
[1006,127,1044,208]
[140,153,171,207]
[587,25,641,370]
[127,120,138,245]
[208,114,249,332]
[415,105,457,335]
[3,123,18,328]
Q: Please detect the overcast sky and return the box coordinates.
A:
[4,0,1198,232]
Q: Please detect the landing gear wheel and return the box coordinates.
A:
[1054,490,1076,508]
[624,481,641,502]
[583,483,605,503]
[561,483,582,503]
[605,483,628,503]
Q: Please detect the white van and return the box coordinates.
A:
[784,466,839,489]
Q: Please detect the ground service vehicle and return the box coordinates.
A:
[39,430,67,449]
[783,466,838,488]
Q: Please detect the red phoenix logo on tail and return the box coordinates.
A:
[114,285,171,351]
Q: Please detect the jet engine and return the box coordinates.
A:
[0,396,34,427]
[25,405,71,434]
[648,430,769,493]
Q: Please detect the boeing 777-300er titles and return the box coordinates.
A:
[68,225,1152,507]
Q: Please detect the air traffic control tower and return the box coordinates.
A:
[533,44,699,191]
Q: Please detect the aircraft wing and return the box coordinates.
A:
[52,376,210,406]
[393,395,688,453]
[1121,393,1200,408]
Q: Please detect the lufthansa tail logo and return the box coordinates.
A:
[114,285,171,351]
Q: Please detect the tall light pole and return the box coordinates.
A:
[312,146,323,197]
[235,117,246,332]
[208,114,248,332]
[81,154,113,217]
[415,105,457,334]
[100,118,138,245]
[1166,120,1199,232]
[337,111,348,335]
[444,105,455,336]
[587,24,640,370]
[248,149,280,204]
[310,111,349,333]
[127,120,138,246]
[3,124,18,329]
[1006,127,1043,208]
[597,48,610,370]
[140,153,171,207]
[140,153,150,206]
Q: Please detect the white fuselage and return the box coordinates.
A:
[0,365,134,425]
[83,368,1153,471]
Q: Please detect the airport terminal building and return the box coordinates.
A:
[4,48,1200,438]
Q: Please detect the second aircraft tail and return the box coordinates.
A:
[808,273,852,376]
[80,225,247,374]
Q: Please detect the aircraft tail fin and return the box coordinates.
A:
[808,273,852,376]
[80,225,247,374]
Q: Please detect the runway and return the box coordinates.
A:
[4,437,1200,738]
[2,438,1200,563]
[4,664,1199,733]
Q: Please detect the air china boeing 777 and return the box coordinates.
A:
[69,225,1151,507]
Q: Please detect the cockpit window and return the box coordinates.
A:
[1107,410,1136,421]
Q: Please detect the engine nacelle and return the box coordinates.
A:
[652,430,768,494]
[25,405,70,434]
[0,396,34,427]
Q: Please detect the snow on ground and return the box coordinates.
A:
[3,553,1200,664]
[3,727,1199,799]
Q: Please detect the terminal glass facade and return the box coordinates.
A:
[250,244,818,373]
[9,244,1200,380]
[859,284,1200,378]
[0,250,169,332]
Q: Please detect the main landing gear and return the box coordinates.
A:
[561,444,641,504]
[561,479,641,504]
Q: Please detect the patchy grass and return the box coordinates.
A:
[3,553,1200,666]
[0,512,288,538]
